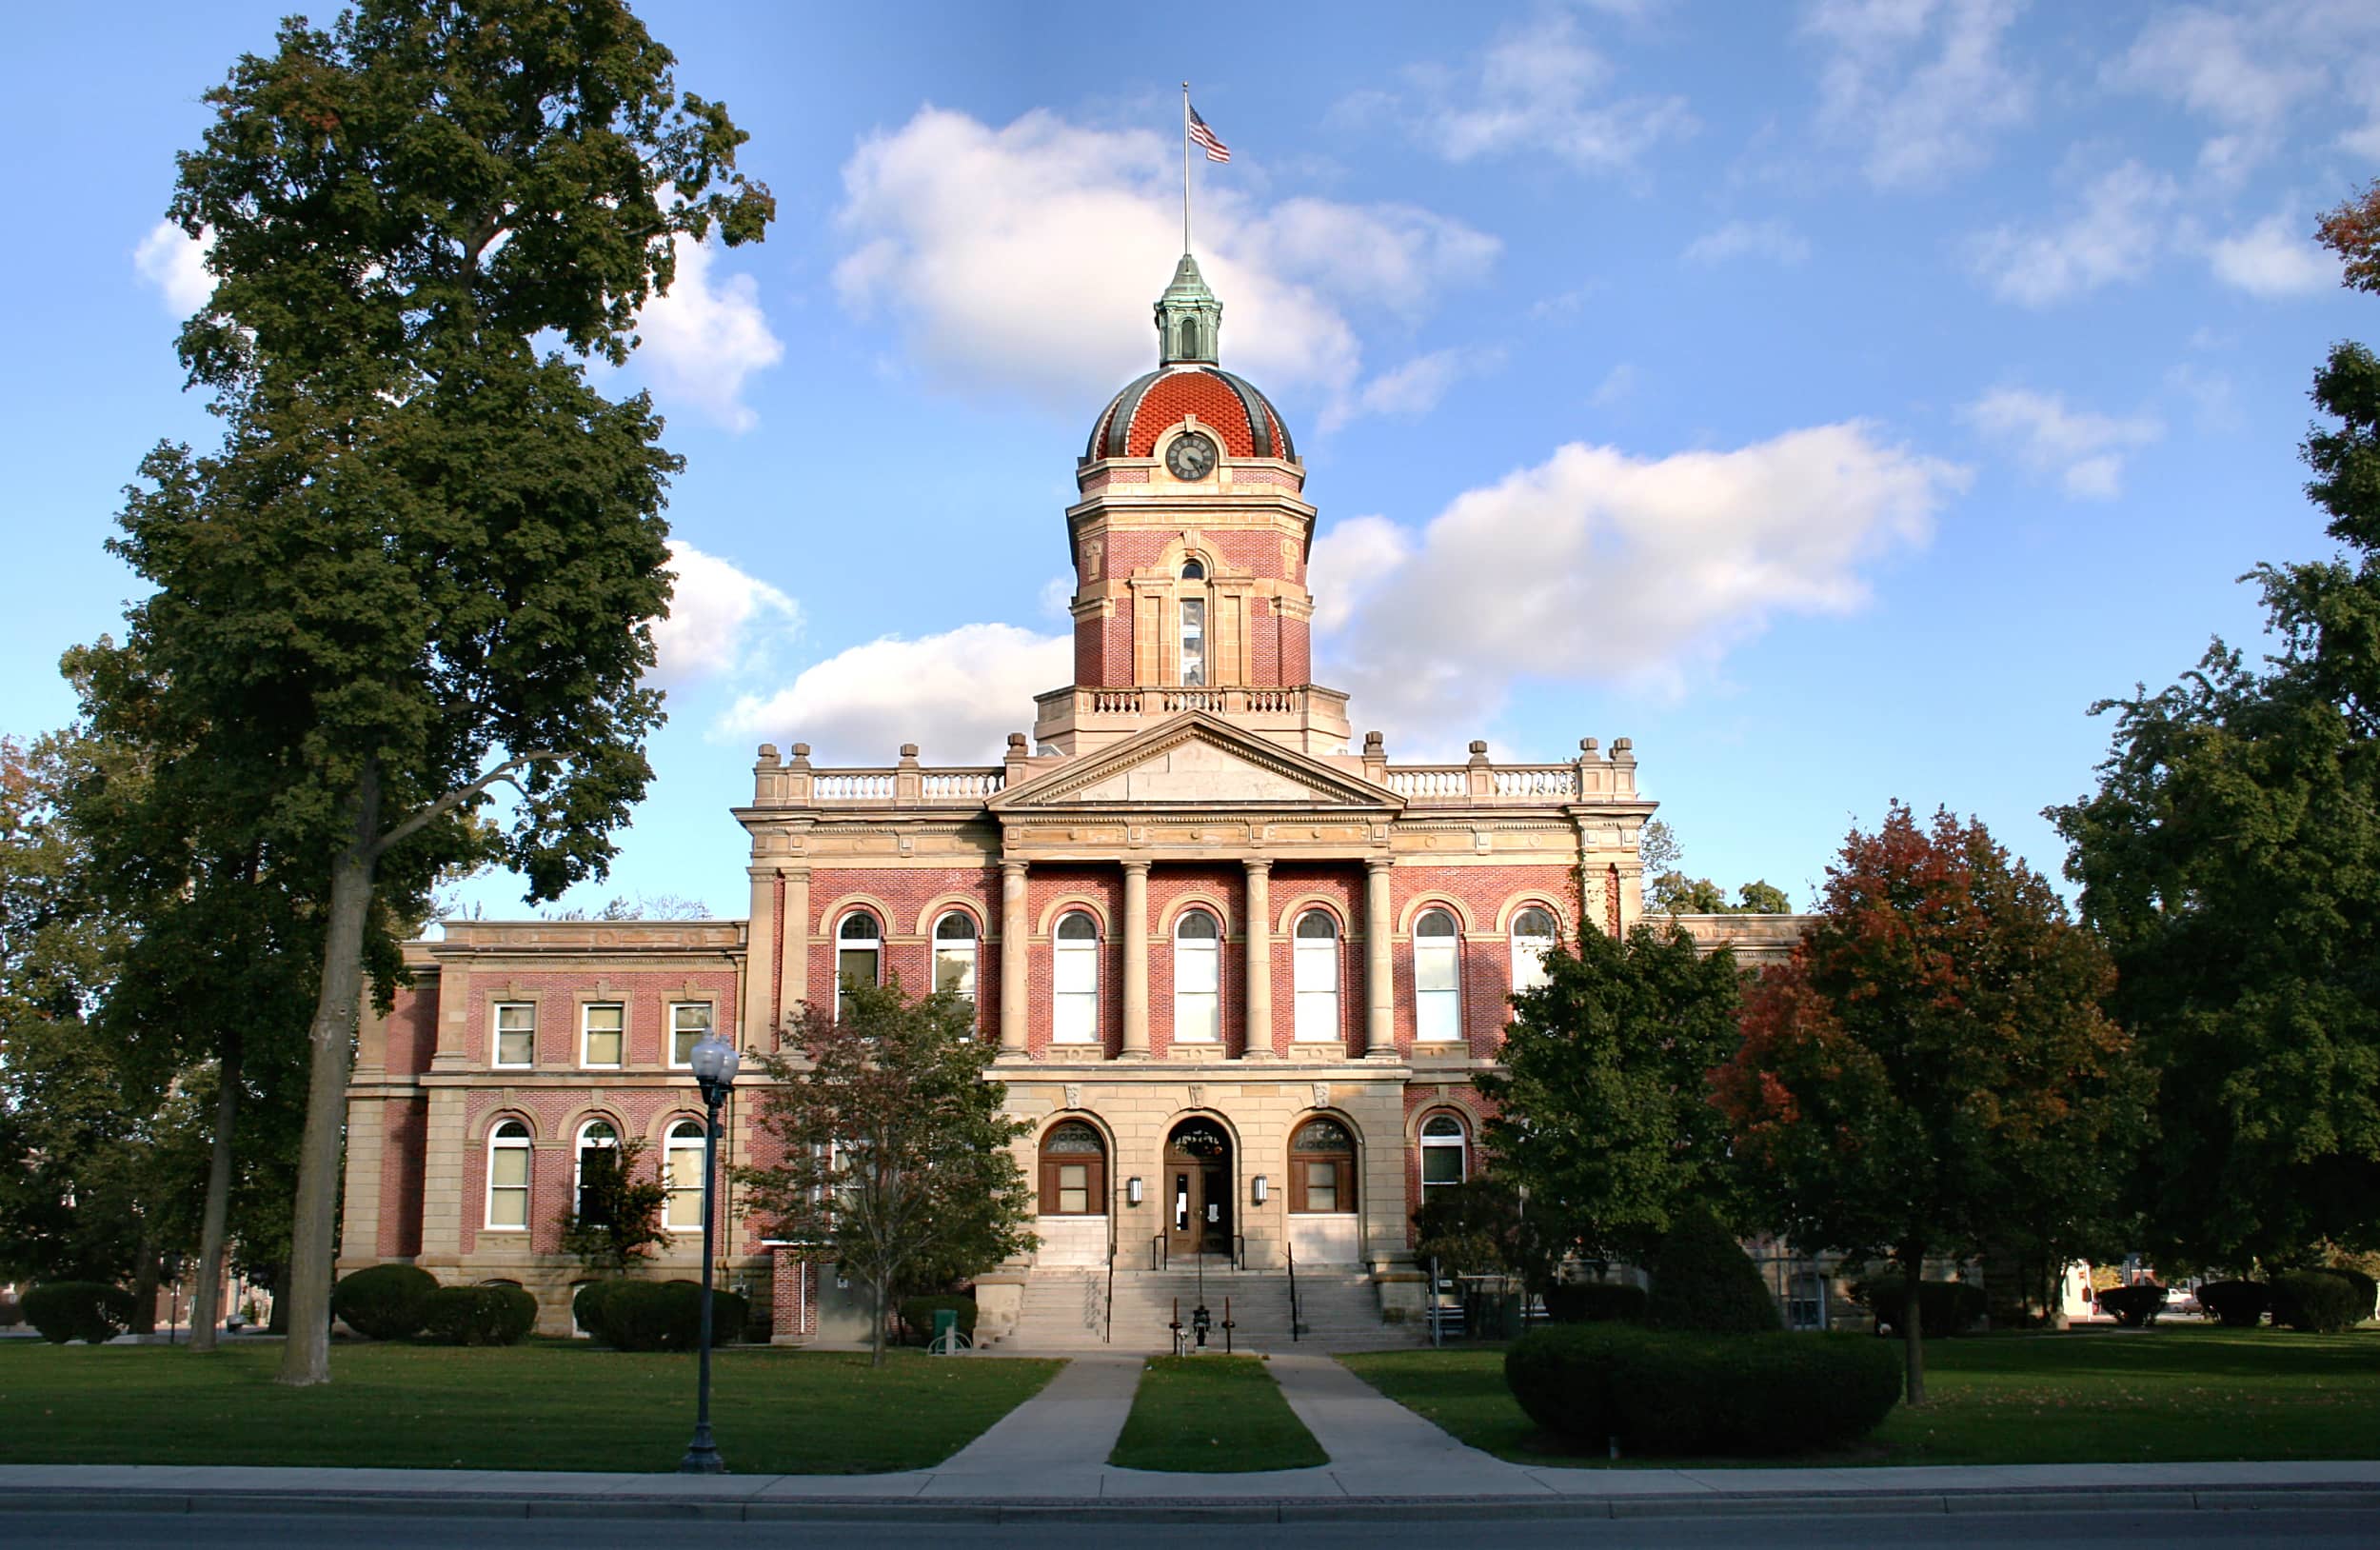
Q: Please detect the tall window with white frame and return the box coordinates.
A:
[574,1120,620,1222]
[486,1121,532,1230]
[663,1119,706,1232]
[1293,910,1339,1041]
[1510,906,1558,995]
[1053,911,1101,1043]
[837,911,882,1020]
[1179,560,1207,686]
[581,1004,625,1068]
[933,912,979,1002]
[1419,1114,1468,1199]
[1414,909,1461,1042]
[669,1004,713,1067]
[492,1003,536,1069]
[1174,910,1220,1043]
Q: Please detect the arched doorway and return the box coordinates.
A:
[1162,1116,1234,1257]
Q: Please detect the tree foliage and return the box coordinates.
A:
[737,978,1035,1366]
[2049,201,2380,1269]
[1639,822,1796,915]
[558,1137,670,1276]
[101,0,771,1384]
[1714,805,2143,1402]
[1477,918,1745,1267]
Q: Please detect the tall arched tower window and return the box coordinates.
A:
[1180,560,1207,687]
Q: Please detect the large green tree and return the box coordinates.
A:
[1476,915,1745,1268]
[1714,805,2143,1403]
[2051,188,2380,1269]
[738,978,1036,1367]
[106,0,770,1384]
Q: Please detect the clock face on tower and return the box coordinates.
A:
[1165,430,1219,481]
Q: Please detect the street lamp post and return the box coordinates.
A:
[679,1031,742,1475]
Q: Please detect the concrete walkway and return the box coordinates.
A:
[3,1350,2377,1520]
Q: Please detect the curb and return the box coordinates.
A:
[3,1483,2376,1523]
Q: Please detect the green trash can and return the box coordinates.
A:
[931,1307,959,1352]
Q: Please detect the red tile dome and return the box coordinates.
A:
[1084,366,1298,464]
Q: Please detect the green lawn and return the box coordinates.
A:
[1106,1355,1329,1473]
[0,1341,1061,1474]
[1342,1325,2380,1468]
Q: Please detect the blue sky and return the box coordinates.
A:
[5,0,2376,920]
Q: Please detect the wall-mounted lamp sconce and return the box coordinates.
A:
[1126,1176,1144,1206]
[1251,1174,1269,1205]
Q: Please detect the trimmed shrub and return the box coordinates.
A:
[2095,1283,2166,1328]
[0,1296,22,1328]
[331,1263,441,1341]
[1543,1283,1649,1325]
[22,1282,135,1344]
[2195,1280,2269,1327]
[2271,1269,2365,1334]
[1506,1324,1901,1456]
[421,1283,539,1346]
[1854,1278,1988,1337]
[1646,1208,1780,1334]
[2323,1267,2378,1322]
[579,1279,746,1350]
[899,1295,978,1345]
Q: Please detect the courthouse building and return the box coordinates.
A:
[338,255,1796,1345]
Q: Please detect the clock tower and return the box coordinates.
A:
[1035,253,1349,757]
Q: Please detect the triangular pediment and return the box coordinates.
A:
[991,712,1399,811]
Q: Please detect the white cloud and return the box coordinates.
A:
[1803,0,2031,189]
[1965,388,2164,500]
[2207,210,2334,296]
[1681,218,1812,267]
[1310,424,1965,748]
[133,220,212,314]
[1589,362,1638,407]
[1373,13,1694,172]
[1967,162,2176,307]
[2105,6,2327,177]
[635,236,783,432]
[719,624,1071,764]
[649,540,801,687]
[833,107,1496,414]
[1334,348,1506,428]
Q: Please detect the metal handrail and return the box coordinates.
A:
[1150,1232,1167,1271]
[1104,1242,1115,1344]
[1287,1237,1301,1343]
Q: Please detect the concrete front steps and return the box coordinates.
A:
[984,1263,1428,1354]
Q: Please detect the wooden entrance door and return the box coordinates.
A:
[1163,1120,1232,1256]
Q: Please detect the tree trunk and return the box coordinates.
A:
[870,1269,888,1368]
[275,765,381,1387]
[129,1222,160,1336]
[188,1031,243,1354]
[1900,1251,1928,1406]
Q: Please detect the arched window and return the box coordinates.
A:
[1293,911,1339,1041]
[1414,908,1460,1041]
[486,1121,532,1230]
[1053,911,1101,1043]
[933,912,979,1003]
[837,911,882,1019]
[1291,1117,1356,1214]
[1420,1113,1468,1198]
[1180,593,1207,686]
[1179,318,1199,357]
[1180,559,1206,581]
[573,1120,620,1224]
[663,1119,707,1231]
[1511,906,1558,994]
[1038,1120,1107,1215]
[1173,910,1221,1043]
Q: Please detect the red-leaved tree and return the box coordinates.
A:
[1712,804,2144,1403]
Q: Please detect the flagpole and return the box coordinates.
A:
[1181,81,1193,253]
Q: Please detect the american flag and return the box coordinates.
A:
[1188,104,1230,163]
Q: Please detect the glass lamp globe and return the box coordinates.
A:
[688,1032,740,1088]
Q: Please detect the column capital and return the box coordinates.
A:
[1364,855,1397,873]
[1121,858,1153,876]
[1242,856,1274,875]
[1001,857,1030,877]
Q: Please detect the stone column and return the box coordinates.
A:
[1364,857,1396,1058]
[1121,860,1152,1058]
[1241,859,1273,1058]
[780,866,811,1025]
[742,864,777,1047]
[999,860,1030,1057]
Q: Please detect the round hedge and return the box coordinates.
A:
[1646,1208,1780,1334]
[22,1282,135,1344]
[1542,1282,1649,1325]
[1855,1279,1989,1337]
[2271,1269,2366,1333]
[0,1296,22,1328]
[2195,1280,2268,1327]
[331,1263,442,1341]
[420,1283,540,1345]
[1506,1324,1901,1456]
[2096,1283,2167,1328]
[575,1278,747,1350]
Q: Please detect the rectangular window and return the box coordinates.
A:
[582,1004,625,1067]
[934,944,976,1001]
[664,1143,704,1229]
[669,1003,712,1067]
[493,1003,536,1068]
[488,1148,530,1228]
[1304,1161,1338,1213]
[1422,1147,1464,1187]
[1180,597,1205,686]
[1058,1162,1090,1215]
[1054,947,1099,1042]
